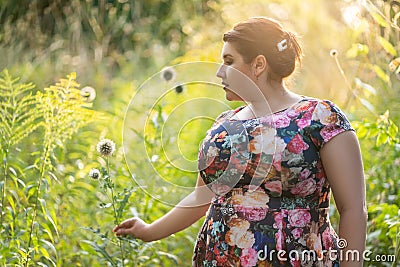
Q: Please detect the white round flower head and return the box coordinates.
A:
[330,49,338,57]
[89,168,101,180]
[96,138,116,157]
[160,66,176,82]
[80,86,96,102]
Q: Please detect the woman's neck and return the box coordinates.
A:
[246,81,302,116]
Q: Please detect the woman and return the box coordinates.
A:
[113,17,367,267]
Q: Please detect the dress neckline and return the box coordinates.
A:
[228,96,308,121]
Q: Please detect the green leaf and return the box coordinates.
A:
[39,246,51,260]
[116,189,134,220]
[371,12,390,28]
[369,64,390,83]
[359,98,375,113]
[376,133,389,146]
[346,43,369,58]
[368,124,379,137]
[39,198,47,217]
[40,239,57,257]
[388,121,398,138]
[157,251,179,263]
[378,36,397,57]
[80,240,117,266]
[6,194,16,217]
[45,212,59,238]
[354,78,376,95]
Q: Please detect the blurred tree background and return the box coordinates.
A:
[0,0,399,266]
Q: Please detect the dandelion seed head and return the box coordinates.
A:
[89,168,101,180]
[96,138,116,157]
[330,49,338,57]
[160,66,176,82]
[81,86,96,102]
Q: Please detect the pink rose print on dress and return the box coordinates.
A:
[320,124,344,143]
[322,227,335,250]
[273,211,287,229]
[287,109,300,118]
[287,134,309,154]
[272,113,291,128]
[240,247,258,267]
[275,229,286,251]
[290,178,317,197]
[299,169,312,180]
[288,209,311,227]
[296,111,312,129]
[291,228,303,239]
[290,258,301,267]
[193,99,353,266]
[236,206,267,222]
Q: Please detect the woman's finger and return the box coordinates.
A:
[115,228,133,237]
[113,218,136,232]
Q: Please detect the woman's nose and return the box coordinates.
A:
[216,64,225,79]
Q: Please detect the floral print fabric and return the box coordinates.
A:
[193,98,353,267]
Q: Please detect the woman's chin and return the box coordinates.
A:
[224,90,238,101]
[225,92,242,102]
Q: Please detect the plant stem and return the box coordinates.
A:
[393,223,399,267]
[332,53,378,118]
[24,146,49,266]
[106,157,124,266]
[0,151,7,231]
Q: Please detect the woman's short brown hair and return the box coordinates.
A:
[223,17,303,81]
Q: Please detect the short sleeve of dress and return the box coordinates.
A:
[308,100,355,150]
[212,109,235,125]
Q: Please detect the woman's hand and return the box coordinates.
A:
[113,217,152,242]
[112,174,213,242]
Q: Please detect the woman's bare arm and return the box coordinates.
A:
[320,131,367,267]
[113,174,213,242]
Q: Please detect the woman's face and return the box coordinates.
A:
[216,42,261,102]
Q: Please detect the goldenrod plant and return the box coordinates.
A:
[0,70,98,266]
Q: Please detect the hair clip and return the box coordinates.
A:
[277,39,288,52]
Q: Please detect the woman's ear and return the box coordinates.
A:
[252,55,268,78]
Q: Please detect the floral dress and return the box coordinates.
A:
[193,97,354,267]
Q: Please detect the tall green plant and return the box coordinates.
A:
[22,72,98,266]
[337,0,400,264]
[0,70,99,266]
[0,69,41,231]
